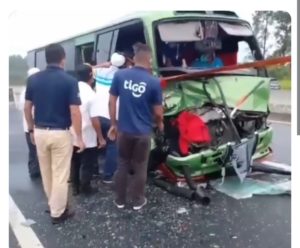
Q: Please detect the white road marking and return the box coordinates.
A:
[9,195,44,248]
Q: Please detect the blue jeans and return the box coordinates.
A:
[99,117,118,180]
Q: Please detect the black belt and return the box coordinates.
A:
[35,126,69,131]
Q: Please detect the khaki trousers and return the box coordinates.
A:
[34,129,73,218]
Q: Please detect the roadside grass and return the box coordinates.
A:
[280,79,291,90]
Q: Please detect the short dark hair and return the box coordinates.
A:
[45,43,66,64]
[133,42,151,55]
[76,64,93,82]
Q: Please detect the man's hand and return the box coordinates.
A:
[76,137,86,153]
[98,137,107,149]
[107,125,118,141]
[30,132,35,145]
[158,121,164,133]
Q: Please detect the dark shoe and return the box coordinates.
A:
[133,198,147,211]
[51,208,75,225]
[113,200,125,209]
[102,176,113,184]
[102,179,113,184]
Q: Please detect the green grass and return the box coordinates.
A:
[280,79,291,90]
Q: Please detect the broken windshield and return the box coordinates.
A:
[155,19,263,76]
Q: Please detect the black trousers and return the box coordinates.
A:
[114,132,151,205]
[25,132,40,177]
[70,147,98,189]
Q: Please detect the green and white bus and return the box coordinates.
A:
[27,11,273,182]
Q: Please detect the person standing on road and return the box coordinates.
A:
[70,64,106,196]
[91,52,131,184]
[24,43,85,224]
[108,43,164,210]
[18,67,41,179]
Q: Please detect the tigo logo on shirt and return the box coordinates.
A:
[124,80,146,98]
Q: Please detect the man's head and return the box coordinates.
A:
[76,64,94,87]
[27,67,40,77]
[45,43,66,68]
[133,42,152,69]
[202,50,216,63]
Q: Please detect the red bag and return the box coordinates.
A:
[175,111,211,155]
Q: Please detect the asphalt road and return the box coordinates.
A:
[9,105,291,248]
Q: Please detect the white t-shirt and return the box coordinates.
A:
[91,66,119,119]
[71,81,98,148]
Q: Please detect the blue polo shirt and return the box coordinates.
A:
[25,64,81,129]
[109,67,162,135]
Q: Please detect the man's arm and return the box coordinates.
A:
[108,72,120,127]
[24,100,34,131]
[91,117,106,148]
[108,94,118,127]
[24,80,35,143]
[69,81,85,151]
[153,105,164,131]
[93,62,111,69]
[89,95,106,148]
[152,80,164,132]
[107,73,120,141]
[70,105,82,139]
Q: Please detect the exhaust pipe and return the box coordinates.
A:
[182,166,211,206]
[153,179,196,200]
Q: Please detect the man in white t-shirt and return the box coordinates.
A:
[91,52,133,183]
[18,67,40,179]
[70,64,106,195]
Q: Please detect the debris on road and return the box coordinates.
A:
[21,218,36,227]
[176,207,189,214]
[211,173,291,199]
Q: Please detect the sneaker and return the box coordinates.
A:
[113,200,125,209]
[102,179,113,184]
[51,208,75,225]
[133,198,147,211]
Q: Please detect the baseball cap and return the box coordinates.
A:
[110,53,126,67]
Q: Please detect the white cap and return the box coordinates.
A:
[110,53,125,67]
[27,67,40,77]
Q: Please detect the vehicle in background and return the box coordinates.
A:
[270,77,281,90]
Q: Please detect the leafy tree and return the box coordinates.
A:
[252,11,275,58]
[9,55,28,86]
[272,11,291,57]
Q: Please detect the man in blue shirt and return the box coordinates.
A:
[108,43,164,210]
[24,43,84,224]
[191,50,224,69]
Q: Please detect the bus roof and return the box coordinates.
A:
[28,11,248,52]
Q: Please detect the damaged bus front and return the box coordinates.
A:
[148,12,274,183]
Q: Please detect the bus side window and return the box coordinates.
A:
[113,21,146,55]
[36,49,46,70]
[96,32,114,64]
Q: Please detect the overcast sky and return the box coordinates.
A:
[9,10,253,56]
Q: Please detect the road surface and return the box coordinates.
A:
[9,105,291,248]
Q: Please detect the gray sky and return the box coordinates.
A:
[9,10,253,56]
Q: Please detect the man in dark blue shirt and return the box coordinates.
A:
[108,43,164,210]
[24,43,84,224]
